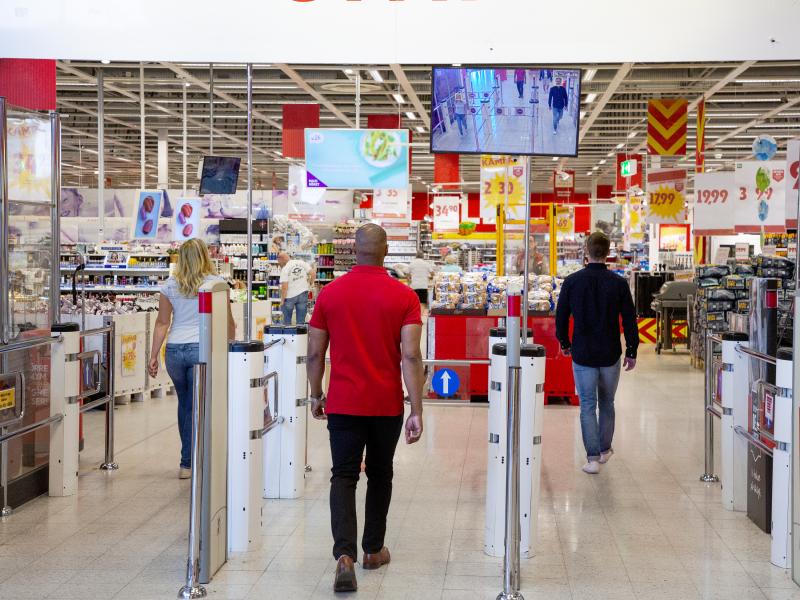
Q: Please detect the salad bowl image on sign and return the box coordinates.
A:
[133,190,163,239]
[304,128,410,190]
[645,168,687,224]
[173,199,200,241]
[735,161,786,232]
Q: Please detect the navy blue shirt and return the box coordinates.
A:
[555,263,638,368]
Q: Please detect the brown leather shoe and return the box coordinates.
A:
[333,555,358,593]
[362,547,391,570]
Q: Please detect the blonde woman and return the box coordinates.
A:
[148,239,235,478]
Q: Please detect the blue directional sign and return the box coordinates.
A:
[432,368,460,398]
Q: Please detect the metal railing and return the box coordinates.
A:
[734,425,774,456]
[701,333,722,483]
[736,344,778,366]
[259,371,283,437]
[179,362,207,600]
[414,358,493,407]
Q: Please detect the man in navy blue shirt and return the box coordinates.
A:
[555,232,638,474]
[548,78,570,134]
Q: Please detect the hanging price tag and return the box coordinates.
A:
[372,188,409,218]
[735,161,786,233]
[694,172,735,235]
[480,155,527,223]
[645,169,687,224]
[786,139,800,228]
[432,195,461,231]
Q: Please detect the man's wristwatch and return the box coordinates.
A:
[310,393,326,404]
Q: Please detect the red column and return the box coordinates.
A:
[0,59,56,110]
[434,154,459,190]
[282,104,320,159]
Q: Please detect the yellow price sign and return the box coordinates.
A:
[647,184,686,223]
[480,156,527,221]
[121,334,138,376]
[555,206,574,235]
[0,388,16,411]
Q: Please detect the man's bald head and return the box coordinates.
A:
[355,224,388,266]
[277,252,290,267]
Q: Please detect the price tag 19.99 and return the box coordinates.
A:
[694,172,736,235]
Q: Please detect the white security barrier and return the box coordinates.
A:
[49,323,81,497]
[720,332,749,511]
[485,334,545,559]
[227,340,266,553]
[772,348,792,568]
[263,325,308,500]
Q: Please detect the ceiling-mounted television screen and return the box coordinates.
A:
[199,156,241,195]
[430,67,581,157]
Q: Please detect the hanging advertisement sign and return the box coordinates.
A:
[432,195,461,231]
[480,155,527,224]
[647,98,688,156]
[372,187,409,219]
[133,190,163,239]
[553,170,575,200]
[693,172,736,235]
[173,198,200,241]
[7,117,52,204]
[786,139,800,228]
[645,168,687,224]
[305,128,410,190]
[288,164,325,206]
[734,160,786,233]
[622,199,645,251]
[555,206,574,236]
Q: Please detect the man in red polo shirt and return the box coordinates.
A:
[307,223,424,593]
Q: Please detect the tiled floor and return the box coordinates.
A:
[1,347,797,599]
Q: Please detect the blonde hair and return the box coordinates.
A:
[174,239,215,297]
[445,254,459,265]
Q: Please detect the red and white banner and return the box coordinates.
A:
[693,172,736,235]
[734,160,786,233]
[786,139,800,228]
[432,195,461,231]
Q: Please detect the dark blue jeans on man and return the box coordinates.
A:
[572,359,621,461]
[165,342,199,469]
[282,292,308,325]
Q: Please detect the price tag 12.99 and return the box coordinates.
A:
[694,172,735,235]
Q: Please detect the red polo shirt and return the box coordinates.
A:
[309,265,422,416]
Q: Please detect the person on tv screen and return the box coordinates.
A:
[548,78,569,135]
[453,92,468,136]
[514,69,526,99]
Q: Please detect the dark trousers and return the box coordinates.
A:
[413,288,428,305]
[516,81,524,97]
[327,413,403,561]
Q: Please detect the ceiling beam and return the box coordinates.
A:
[390,64,430,128]
[708,95,800,150]
[275,64,354,128]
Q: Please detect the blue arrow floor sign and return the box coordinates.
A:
[432,368,460,398]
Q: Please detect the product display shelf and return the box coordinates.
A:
[333,222,357,273]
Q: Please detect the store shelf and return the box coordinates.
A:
[60,286,161,293]
[61,266,170,273]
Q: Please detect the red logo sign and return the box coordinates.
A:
[773,169,785,183]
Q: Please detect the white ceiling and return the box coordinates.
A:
[55,60,800,194]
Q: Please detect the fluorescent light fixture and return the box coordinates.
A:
[184,82,190,88]
[551,156,558,161]
[406,111,417,120]
[100,59,110,65]
[715,98,780,103]
[583,69,597,82]
[393,93,406,104]
[452,63,462,67]
[580,111,586,119]
[416,126,426,133]
[369,69,383,83]
[344,68,353,75]
[615,142,624,149]
[586,171,593,176]
[598,159,606,165]
[735,78,800,83]
[592,166,599,170]
[585,93,597,103]
[714,152,723,159]
[607,152,614,157]
[627,131,637,138]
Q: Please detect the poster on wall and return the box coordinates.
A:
[693,172,736,235]
[432,195,461,231]
[173,199,200,241]
[480,155,528,224]
[372,188,409,219]
[786,139,800,228]
[7,117,52,205]
[305,128,410,190]
[133,191,163,239]
[734,160,786,232]
[645,168,687,224]
[659,224,690,251]
[121,334,138,377]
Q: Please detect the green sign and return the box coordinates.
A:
[620,159,637,178]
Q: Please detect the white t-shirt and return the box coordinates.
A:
[161,275,224,344]
[280,259,312,299]
[408,258,434,290]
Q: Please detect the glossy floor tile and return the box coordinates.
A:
[0,347,795,599]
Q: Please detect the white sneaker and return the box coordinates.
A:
[582,461,601,475]
[599,449,614,464]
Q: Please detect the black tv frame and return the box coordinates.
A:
[199,156,242,195]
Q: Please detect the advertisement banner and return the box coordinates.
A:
[553,170,575,200]
[133,190,163,239]
[555,206,574,236]
[622,199,645,251]
[121,334,138,377]
[693,172,736,235]
[480,155,527,224]
[647,98,688,156]
[734,160,786,232]
[372,187,409,219]
[305,128,410,190]
[432,195,461,231]
[7,117,52,204]
[173,198,200,241]
[786,139,800,228]
[288,164,325,206]
[645,168,687,224]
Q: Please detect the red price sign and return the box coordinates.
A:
[432,195,461,230]
[695,172,736,234]
[697,188,729,204]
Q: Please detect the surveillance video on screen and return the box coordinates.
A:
[430,67,581,157]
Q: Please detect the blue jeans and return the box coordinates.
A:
[572,359,621,461]
[552,107,564,132]
[455,113,467,135]
[165,343,199,469]
[282,292,308,325]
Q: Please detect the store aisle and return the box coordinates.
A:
[0,348,795,600]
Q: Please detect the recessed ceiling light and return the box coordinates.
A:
[598,159,607,165]
[583,69,597,82]
[392,93,406,104]
[551,157,558,161]
[714,152,723,159]
[592,166,600,170]
[344,68,353,75]
[184,82,190,88]
[416,126,425,133]
[627,131,637,138]
[615,143,624,149]
[607,152,614,157]
[369,69,383,83]
[406,111,417,120]
[585,93,597,103]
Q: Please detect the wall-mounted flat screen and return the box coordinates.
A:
[199,156,241,195]
[430,67,581,157]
